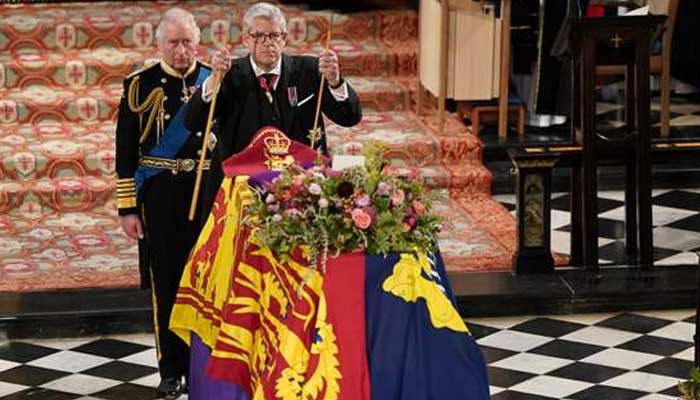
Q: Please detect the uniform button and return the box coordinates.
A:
[163,96,168,101]
[197,149,202,156]
[196,131,202,137]
[161,78,167,83]
[164,114,170,120]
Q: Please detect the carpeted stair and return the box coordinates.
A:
[0,0,516,292]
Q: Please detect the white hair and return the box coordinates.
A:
[155,8,201,45]
[243,2,286,33]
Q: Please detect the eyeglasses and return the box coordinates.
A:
[248,31,286,43]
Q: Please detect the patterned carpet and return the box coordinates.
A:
[0,1,516,292]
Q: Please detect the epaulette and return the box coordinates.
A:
[126,59,160,79]
[199,60,212,70]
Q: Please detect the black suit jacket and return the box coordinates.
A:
[186,53,362,217]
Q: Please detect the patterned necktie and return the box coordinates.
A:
[259,73,277,104]
[259,73,278,93]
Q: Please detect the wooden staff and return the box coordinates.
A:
[309,15,334,150]
[188,68,223,221]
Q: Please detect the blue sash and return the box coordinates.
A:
[135,66,211,193]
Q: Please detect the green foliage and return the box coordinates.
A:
[244,142,443,267]
[679,367,700,400]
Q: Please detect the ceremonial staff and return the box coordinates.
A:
[309,15,334,150]
[189,60,223,221]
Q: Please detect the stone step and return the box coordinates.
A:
[0,2,416,51]
[327,111,483,166]
[1,111,474,182]
[0,205,139,292]
[0,75,415,127]
[434,192,516,273]
[0,189,509,294]
[0,175,115,214]
[0,84,120,125]
[0,39,417,90]
[0,121,115,180]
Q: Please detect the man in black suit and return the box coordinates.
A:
[186,2,362,216]
[115,8,211,399]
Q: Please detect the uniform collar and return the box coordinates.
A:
[160,60,197,79]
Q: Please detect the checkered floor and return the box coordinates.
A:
[0,309,696,399]
[474,309,696,399]
[597,96,700,139]
[495,188,700,267]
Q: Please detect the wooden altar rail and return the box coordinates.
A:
[509,141,700,275]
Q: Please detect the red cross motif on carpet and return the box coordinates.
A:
[211,20,229,47]
[76,97,98,121]
[286,18,307,44]
[14,152,37,177]
[99,151,116,173]
[55,24,76,50]
[65,61,86,87]
[132,22,153,48]
[0,100,18,123]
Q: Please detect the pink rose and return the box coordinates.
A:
[376,182,391,196]
[355,194,370,207]
[390,189,405,206]
[412,201,425,215]
[351,208,372,230]
[292,174,304,187]
[382,166,396,176]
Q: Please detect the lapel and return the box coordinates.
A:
[238,56,264,146]
[278,54,297,135]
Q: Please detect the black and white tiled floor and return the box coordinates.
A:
[472,309,696,399]
[495,188,700,266]
[0,334,182,400]
[0,309,696,399]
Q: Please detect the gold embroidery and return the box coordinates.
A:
[383,253,469,333]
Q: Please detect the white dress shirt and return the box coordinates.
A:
[202,55,348,102]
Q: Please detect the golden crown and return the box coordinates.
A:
[263,132,291,156]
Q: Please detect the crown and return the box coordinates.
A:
[261,130,294,171]
[263,132,291,156]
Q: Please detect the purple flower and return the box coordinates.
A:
[376,182,391,196]
[309,183,322,195]
[355,194,370,207]
[267,203,279,212]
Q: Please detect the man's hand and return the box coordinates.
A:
[119,214,144,240]
[205,48,232,93]
[319,49,340,87]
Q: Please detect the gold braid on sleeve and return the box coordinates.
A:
[127,75,165,144]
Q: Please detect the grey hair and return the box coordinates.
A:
[155,8,201,46]
[243,2,287,33]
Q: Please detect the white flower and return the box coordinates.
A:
[272,214,283,222]
[318,198,329,208]
[309,183,322,195]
